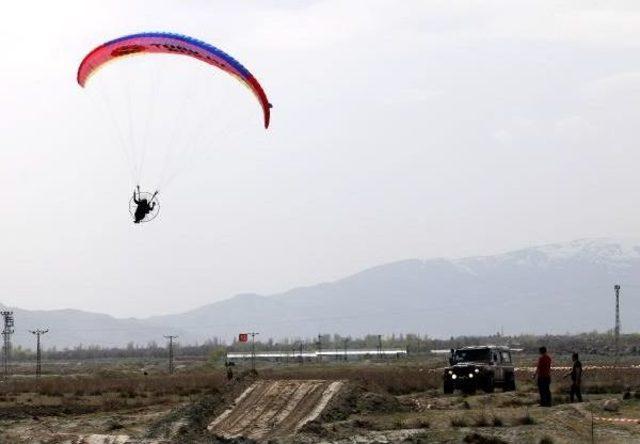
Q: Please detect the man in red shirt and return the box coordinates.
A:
[533,346,552,407]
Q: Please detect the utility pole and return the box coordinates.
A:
[377,334,383,359]
[316,334,322,362]
[248,332,259,372]
[164,335,178,374]
[299,341,304,365]
[29,329,48,379]
[614,285,621,359]
[343,338,349,362]
[1,311,14,381]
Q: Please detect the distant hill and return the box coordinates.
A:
[0,305,183,350]
[3,238,639,349]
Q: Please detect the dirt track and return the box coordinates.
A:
[208,379,343,441]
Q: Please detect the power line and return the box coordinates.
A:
[163,335,178,374]
[29,329,49,379]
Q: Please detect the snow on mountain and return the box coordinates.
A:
[533,238,640,262]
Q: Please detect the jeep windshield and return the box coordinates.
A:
[452,348,491,363]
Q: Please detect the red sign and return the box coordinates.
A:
[238,333,248,343]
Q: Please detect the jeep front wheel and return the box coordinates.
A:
[462,384,476,395]
[444,382,454,394]
[503,374,516,391]
[482,375,495,393]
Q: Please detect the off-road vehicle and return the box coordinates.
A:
[443,346,516,394]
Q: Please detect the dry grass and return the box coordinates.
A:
[0,371,226,399]
[451,416,469,427]
[260,364,442,395]
[515,366,640,395]
[259,362,640,397]
[0,371,229,421]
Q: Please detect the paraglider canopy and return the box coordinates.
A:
[77,32,272,128]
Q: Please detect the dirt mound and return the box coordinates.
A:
[320,383,407,423]
[208,379,343,442]
[358,391,403,413]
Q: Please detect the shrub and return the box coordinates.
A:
[105,418,124,431]
[516,411,536,425]
[352,418,374,429]
[404,431,432,443]
[451,416,468,427]
[474,414,489,427]
[392,417,405,429]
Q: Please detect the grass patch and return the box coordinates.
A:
[352,418,374,429]
[463,432,508,444]
[411,417,430,428]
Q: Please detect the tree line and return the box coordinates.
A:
[10,330,640,362]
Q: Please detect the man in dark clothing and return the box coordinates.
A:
[225,360,235,381]
[534,346,552,407]
[132,186,157,224]
[565,352,583,402]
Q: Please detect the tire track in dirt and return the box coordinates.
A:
[208,379,343,442]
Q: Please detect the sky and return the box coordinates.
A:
[0,1,639,317]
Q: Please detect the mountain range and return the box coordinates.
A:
[2,238,639,349]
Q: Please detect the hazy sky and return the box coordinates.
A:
[1,1,639,317]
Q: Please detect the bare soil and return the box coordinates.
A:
[208,379,343,441]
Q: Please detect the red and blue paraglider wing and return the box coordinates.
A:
[77,32,271,128]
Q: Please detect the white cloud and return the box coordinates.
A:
[583,72,640,98]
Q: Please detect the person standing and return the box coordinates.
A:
[224,360,234,381]
[565,352,583,402]
[534,346,552,407]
